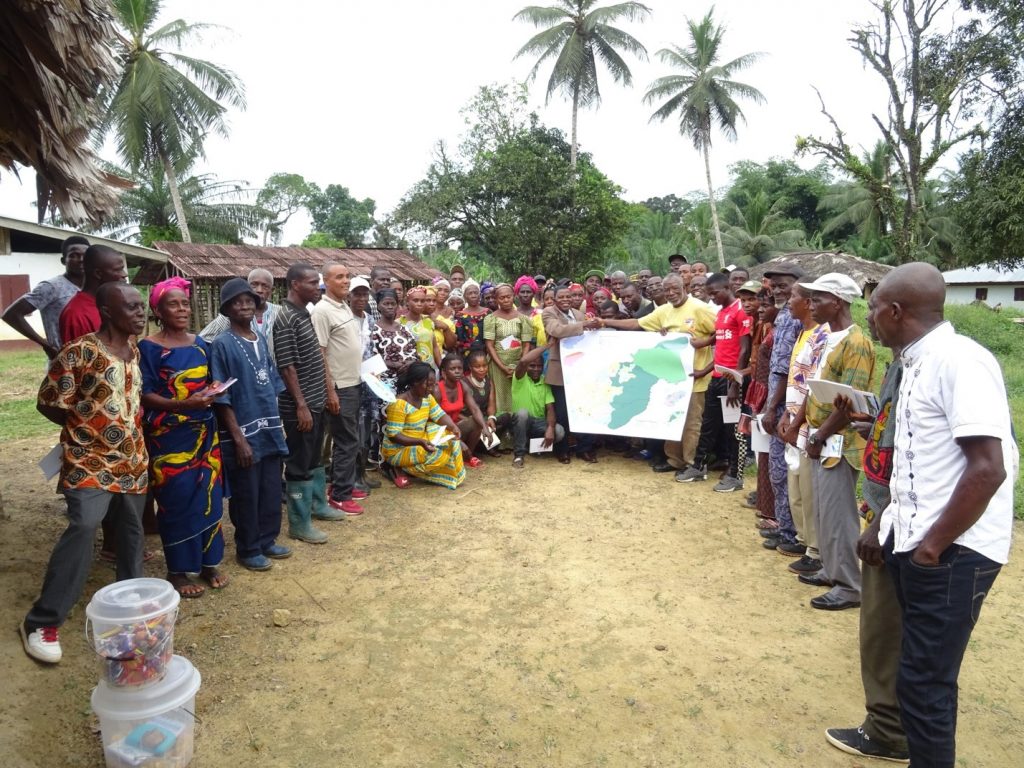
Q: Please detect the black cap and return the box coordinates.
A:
[219,277,264,316]
[762,261,806,279]
[668,253,688,264]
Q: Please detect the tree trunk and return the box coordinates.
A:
[161,150,192,243]
[570,82,579,171]
[703,147,725,269]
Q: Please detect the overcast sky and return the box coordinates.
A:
[2,0,906,245]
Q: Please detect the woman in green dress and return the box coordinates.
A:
[482,283,534,414]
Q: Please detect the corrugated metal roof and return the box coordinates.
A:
[942,263,1024,285]
[146,242,442,283]
[0,215,167,266]
[748,251,893,289]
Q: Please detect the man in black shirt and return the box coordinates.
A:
[274,262,343,544]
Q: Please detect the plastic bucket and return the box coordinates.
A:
[86,578,180,688]
[91,655,201,768]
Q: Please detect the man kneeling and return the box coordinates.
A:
[510,344,563,468]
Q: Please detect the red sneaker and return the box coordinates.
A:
[467,456,484,468]
[351,489,369,500]
[327,498,365,516]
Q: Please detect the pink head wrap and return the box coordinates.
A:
[514,275,538,294]
[150,277,191,311]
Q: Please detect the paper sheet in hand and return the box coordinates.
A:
[714,364,744,384]
[750,415,771,454]
[806,378,879,416]
[529,438,552,454]
[360,355,396,403]
[361,354,387,377]
[482,430,501,450]
[39,444,62,480]
[720,396,741,424]
[431,431,455,446]
[206,377,238,396]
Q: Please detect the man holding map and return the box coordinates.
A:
[601,273,716,473]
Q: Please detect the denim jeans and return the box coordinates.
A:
[884,536,1001,768]
[511,409,565,456]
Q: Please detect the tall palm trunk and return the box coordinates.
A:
[703,145,725,269]
[160,147,192,243]
[570,81,580,170]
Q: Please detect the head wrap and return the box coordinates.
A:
[480,281,494,295]
[592,288,611,303]
[514,275,538,294]
[432,277,451,289]
[569,282,584,292]
[584,269,605,281]
[406,285,427,298]
[423,286,438,298]
[448,288,464,303]
[150,276,191,312]
[462,278,480,293]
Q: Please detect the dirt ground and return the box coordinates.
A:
[1,433,1022,768]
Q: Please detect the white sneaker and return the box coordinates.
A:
[20,624,62,663]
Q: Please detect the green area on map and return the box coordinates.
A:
[608,337,689,428]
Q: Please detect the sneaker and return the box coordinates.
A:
[675,465,707,483]
[21,624,61,663]
[825,727,909,763]
[263,543,292,559]
[713,475,743,493]
[328,498,365,516]
[512,455,525,468]
[761,535,783,550]
[776,541,807,557]
[788,555,823,574]
[351,488,369,500]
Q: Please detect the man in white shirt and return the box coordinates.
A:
[870,262,1016,768]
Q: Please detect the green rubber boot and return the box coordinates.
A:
[286,480,328,543]
[310,466,345,521]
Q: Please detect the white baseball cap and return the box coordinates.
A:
[349,277,371,292]
[798,272,861,303]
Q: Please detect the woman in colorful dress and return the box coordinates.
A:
[434,352,488,466]
[425,286,456,353]
[139,277,227,598]
[382,362,465,489]
[453,279,490,358]
[401,285,441,369]
[483,283,534,415]
[370,289,418,392]
[514,274,546,346]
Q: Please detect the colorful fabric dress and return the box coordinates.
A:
[483,312,534,414]
[433,314,456,353]
[382,396,465,489]
[371,323,418,391]
[139,337,224,573]
[454,308,490,356]
[402,315,437,368]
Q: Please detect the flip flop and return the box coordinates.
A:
[167,573,204,599]
[200,567,229,590]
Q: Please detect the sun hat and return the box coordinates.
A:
[798,272,862,303]
[219,277,263,316]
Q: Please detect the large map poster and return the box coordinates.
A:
[560,330,694,440]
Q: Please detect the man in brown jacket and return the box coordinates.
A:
[542,284,599,463]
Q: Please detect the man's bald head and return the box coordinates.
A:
[870,262,946,348]
[82,245,127,291]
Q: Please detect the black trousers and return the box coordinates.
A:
[693,376,738,475]
[327,385,360,501]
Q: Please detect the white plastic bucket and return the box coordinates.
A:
[91,655,201,768]
[86,578,180,688]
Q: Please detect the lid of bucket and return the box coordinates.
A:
[86,578,180,624]
[92,655,202,721]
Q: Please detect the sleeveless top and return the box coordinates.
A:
[438,380,465,422]
[465,375,490,414]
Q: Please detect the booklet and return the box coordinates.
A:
[432,431,455,447]
[204,377,238,396]
[714,364,745,384]
[529,437,553,454]
[719,396,741,424]
[806,378,879,417]
[481,430,501,450]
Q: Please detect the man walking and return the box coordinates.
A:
[874,263,1016,768]
[2,235,87,358]
[21,283,149,663]
[274,263,342,546]
[312,262,367,515]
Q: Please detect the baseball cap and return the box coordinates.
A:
[798,272,862,303]
[668,253,688,264]
[736,279,762,295]
[349,277,371,291]
[763,261,806,279]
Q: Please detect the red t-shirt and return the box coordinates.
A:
[59,290,101,344]
[712,299,752,375]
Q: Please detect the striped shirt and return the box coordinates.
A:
[274,299,327,417]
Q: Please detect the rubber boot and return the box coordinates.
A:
[310,467,345,521]
[286,480,328,543]
[354,449,381,493]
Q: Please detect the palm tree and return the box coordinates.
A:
[514,0,650,169]
[819,141,894,244]
[644,9,764,269]
[99,0,245,242]
[720,190,805,264]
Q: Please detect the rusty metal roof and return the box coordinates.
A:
[749,251,893,289]
[142,242,442,283]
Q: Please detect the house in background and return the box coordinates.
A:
[0,216,167,347]
[749,251,894,299]
[135,242,442,330]
[942,263,1024,309]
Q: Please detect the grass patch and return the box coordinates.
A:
[0,349,54,442]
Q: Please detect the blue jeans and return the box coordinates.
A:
[884,536,1001,768]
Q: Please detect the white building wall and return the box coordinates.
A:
[0,250,64,342]
[945,284,1024,308]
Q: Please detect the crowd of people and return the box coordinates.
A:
[5,237,1016,768]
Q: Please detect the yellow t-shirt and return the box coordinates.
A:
[637,298,717,393]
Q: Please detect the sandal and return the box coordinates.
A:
[467,456,484,468]
[755,519,779,531]
[167,573,204,599]
[100,549,157,563]
[200,566,229,589]
[393,470,411,489]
